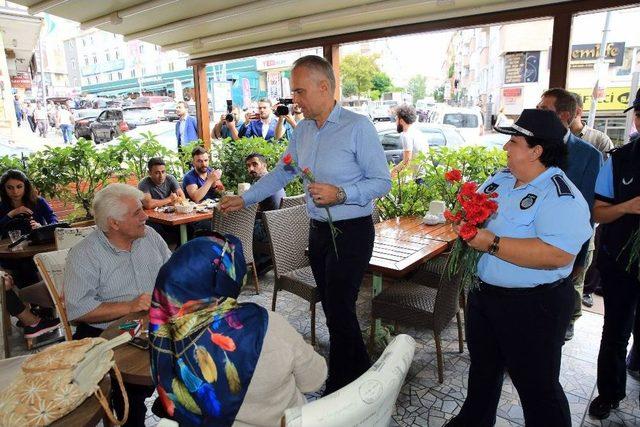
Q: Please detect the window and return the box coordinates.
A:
[156,65,161,74]
[84,56,89,66]
[139,45,144,53]
[168,62,175,72]
[141,67,146,76]
[109,73,113,81]
[131,69,136,78]
[93,55,97,64]
[443,113,479,128]
[82,38,86,47]
[105,52,110,61]
[115,49,120,59]
[117,72,123,80]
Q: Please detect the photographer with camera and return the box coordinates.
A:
[274,98,305,140]
[240,98,279,141]
[212,100,244,140]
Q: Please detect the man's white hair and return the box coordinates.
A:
[93,183,144,232]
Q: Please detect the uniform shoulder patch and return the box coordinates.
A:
[484,183,499,194]
[551,174,574,198]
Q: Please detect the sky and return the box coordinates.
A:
[341,30,454,89]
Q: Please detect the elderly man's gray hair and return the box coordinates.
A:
[93,183,144,232]
[292,55,336,93]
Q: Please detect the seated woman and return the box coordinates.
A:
[0,169,58,235]
[150,234,326,426]
[0,169,60,337]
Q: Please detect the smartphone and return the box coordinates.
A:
[129,336,149,350]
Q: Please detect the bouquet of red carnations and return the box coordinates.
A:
[442,169,499,289]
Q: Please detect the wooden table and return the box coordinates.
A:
[0,355,111,427]
[100,312,153,387]
[369,217,457,346]
[145,209,213,245]
[0,238,56,259]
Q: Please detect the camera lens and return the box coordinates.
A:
[276,105,289,116]
[225,113,234,122]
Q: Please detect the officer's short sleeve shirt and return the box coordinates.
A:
[477,166,592,288]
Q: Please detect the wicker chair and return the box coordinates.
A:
[370,267,463,383]
[262,205,320,345]
[33,249,73,341]
[54,225,96,250]
[279,194,306,209]
[372,203,382,224]
[0,274,9,358]
[211,204,260,294]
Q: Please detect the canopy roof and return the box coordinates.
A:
[12,0,585,62]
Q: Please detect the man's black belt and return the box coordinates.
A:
[310,215,371,227]
[477,277,569,295]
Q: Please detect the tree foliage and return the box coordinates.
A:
[340,53,381,99]
[407,75,427,104]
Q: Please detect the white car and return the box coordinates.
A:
[432,107,484,144]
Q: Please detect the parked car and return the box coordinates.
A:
[432,107,484,144]
[123,107,159,126]
[89,109,136,144]
[155,102,179,121]
[73,108,103,139]
[378,124,466,164]
[370,100,398,122]
[478,132,510,150]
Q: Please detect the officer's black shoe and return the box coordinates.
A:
[582,293,594,308]
[588,395,619,419]
[564,323,574,341]
[443,416,466,427]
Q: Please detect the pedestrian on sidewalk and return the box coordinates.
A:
[33,102,48,137]
[25,102,36,132]
[56,105,75,144]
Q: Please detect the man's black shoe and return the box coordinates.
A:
[443,416,466,427]
[565,323,574,341]
[588,395,619,419]
[582,293,594,308]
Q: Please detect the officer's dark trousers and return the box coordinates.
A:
[455,279,573,427]
[308,215,373,395]
[596,251,640,402]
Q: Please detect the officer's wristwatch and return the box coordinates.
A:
[336,187,346,204]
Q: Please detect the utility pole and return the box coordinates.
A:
[587,11,612,128]
[38,37,46,105]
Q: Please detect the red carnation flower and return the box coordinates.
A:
[459,223,478,241]
[283,153,292,165]
[444,210,463,223]
[445,169,463,182]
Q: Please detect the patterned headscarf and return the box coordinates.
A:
[149,234,268,426]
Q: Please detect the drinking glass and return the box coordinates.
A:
[8,230,22,243]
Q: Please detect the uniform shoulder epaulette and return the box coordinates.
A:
[490,167,510,177]
[551,174,574,198]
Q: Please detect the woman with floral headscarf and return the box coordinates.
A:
[150,234,326,426]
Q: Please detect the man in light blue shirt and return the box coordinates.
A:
[221,55,391,394]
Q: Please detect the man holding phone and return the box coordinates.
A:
[233,99,279,141]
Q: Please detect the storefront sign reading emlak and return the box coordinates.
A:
[570,42,625,68]
[570,87,630,111]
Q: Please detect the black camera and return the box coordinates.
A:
[275,98,293,116]
[225,99,234,122]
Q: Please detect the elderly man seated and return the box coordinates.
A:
[64,183,171,426]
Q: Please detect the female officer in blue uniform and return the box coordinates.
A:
[588,91,640,420]
[446,109,592,427]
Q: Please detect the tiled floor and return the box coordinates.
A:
[3,272,639,426]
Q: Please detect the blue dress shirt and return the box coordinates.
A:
[476,167,592,288]
[241,103,391,221]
